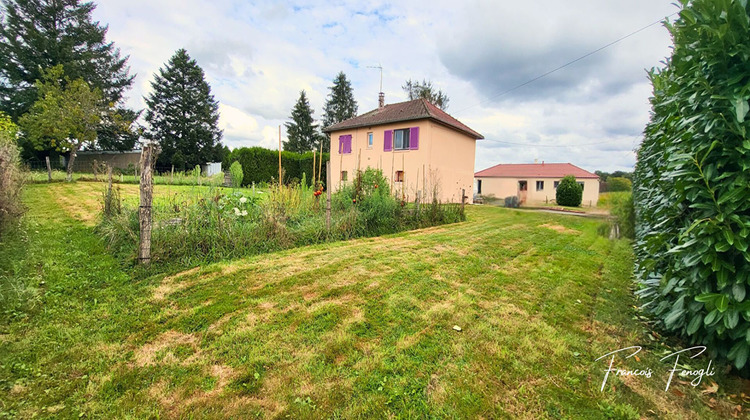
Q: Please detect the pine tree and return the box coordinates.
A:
[284,90,318,153]
[0,0,136,157]
[144,49,223,170]
[321,71,358,151]
[402,79,449,110]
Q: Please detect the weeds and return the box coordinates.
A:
[98,168,464,266]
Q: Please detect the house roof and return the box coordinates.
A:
[474,163,599,179]
[323,98,484,139]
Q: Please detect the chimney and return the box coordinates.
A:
[378,92,384,108]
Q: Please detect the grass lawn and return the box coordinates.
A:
[0,182,747,418]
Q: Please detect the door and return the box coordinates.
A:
[518,180,528,205]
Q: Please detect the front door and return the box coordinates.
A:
[518,180,528,204]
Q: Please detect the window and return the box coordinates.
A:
[477,179,482,194]
[395,170,404,183]
[393,129,410,150]
[341,171,348,181]
[554,181,560,189]
[367,132,373,148]
[536,181,544,191]
[578,181,585,191]
[518,180,527,191]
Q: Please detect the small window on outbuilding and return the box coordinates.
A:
[536,181,544,191]
[341,171,348,181]
[578,181,585,191]
[395,170,404,183]
[554,181,560,189]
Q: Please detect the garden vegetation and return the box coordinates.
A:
[634,0,750,374]
[98,168,464,266]
[555,175,583,207]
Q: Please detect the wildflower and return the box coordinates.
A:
[239,196,247,204]
[233,207,240,215]
[241,210,248,216]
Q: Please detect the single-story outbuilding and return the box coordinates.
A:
[474,162,600,206]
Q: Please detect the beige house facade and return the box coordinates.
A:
[474,163,600,206]
[324,99,483,203]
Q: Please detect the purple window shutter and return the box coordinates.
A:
[410,127,419,150]
[345,135,352,154]
[338,136,344,154]
[384,130,393,151]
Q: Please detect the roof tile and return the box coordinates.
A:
[474,163,599,179]
[324,98,484,139]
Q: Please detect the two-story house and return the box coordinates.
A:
[323,98,484,203]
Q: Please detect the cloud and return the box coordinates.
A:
[92,0,678,173]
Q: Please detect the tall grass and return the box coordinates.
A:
[98,168,465,266]
[27,169,225,186]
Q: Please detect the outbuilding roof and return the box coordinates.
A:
[323,98,484,140]
[474,163,599,179]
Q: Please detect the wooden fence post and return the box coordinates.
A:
[139,145,154,264]
[45,156,52,182]
[326,162,331,231]
[105,165,113,216]
[461,188,466,213]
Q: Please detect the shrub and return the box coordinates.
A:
[229,161,243,187]
[226,146,329,187]
[634,0,750,374]
[0,112,24,231]
[555,175,582,207]
[606,177,632,192]
[609,192,634,240]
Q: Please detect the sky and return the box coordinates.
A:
[92,0,679,173]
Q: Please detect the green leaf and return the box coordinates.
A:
[724,309,739,329]
[734,98,750,123]
[696,293,723,303]
[715,295,729,312]
[729,341,749,370]
[733,283,746,301]
[686,314,703,335]
[704,309,720,325]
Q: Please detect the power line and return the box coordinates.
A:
[454,11,679,116]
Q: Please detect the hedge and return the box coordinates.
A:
[634,0,750,374]
[224,147,329,187]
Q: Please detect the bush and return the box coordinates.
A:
[606,177,632,192]
[634,0,750,374]
[0,112,24,231]
[226,147,329,187]
[229,161,243,187]
[609,192,634,239]
[555,175,582,207]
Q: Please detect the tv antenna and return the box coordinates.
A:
[367,64,383,93]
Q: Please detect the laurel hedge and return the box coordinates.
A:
[224,146,329,187]
[634,0,750,374]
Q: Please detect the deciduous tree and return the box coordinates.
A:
[0,0,136,158]
[402,79,449,110]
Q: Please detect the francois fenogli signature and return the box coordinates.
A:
[595,346,716,392]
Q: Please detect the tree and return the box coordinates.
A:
[19,65,119,181]
[634,0,750,374]
[555,175,582,206]
[144,49,223,170]
[321,71,358,151]
[284,90,319,153]
[606,177,632,192]
[0,0,136,158]
[402,79,449,110]
[0,111,23,229]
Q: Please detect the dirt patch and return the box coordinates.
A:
[133,331,200,367]
[153,267,201,301]
[539,223,580,234]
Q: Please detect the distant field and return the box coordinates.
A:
[0,183,746,419]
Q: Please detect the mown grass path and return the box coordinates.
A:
[0,183,746,419]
